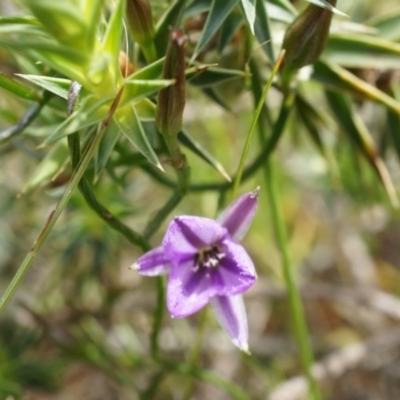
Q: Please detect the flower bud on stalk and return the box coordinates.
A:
[156,29,186,169]
[126,0,157,62]
[281,0,337,87]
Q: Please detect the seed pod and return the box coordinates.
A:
[156,29,186,167]
[126,0,156,62]
[281,0,337,85]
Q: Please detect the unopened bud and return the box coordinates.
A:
[126,0,156,62]
[156,29,186,168]
[281,0,337,85]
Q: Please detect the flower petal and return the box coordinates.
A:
[163,216,228,263]
[217,188,259,241]
[211,295,249,353]
[131,246,171,276]
[220,238,257,281]
[167,259,219,317]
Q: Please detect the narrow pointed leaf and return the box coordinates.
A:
[304,0,347,17]
[0,15,39,25]
[191,0,239,62]
[0,73,39,100]
[114,105,162,168]
[83,0,104,51]
[125,57,165,81]
[102,0,124,83]
[218,11,243,53]
[19,0,88,49]
[178,129,231,182]
[254,0,275,62]
[155,0,186,56]
[324,34,400,68]
[95,119,121,181]
[241,0,256,34]
[325,90,398,207]
[16,75,71,99]
[313,61,400,115]
[43,95,112,145]
[120,79,174,107]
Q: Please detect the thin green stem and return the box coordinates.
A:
[138,119,289,193]
[0,88,124,314]
[67,132,150,252]
[182,307,208,400]
[150,276,166,360]
[143,162,190,239]
[265,160,320,400]
[231,50,285,200]
[248,59,320,398]
[0,91,52,144]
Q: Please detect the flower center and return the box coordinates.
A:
[193,245,225,271]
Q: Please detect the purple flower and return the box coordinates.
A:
[131,188,259,352]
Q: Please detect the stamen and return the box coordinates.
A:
[193,245,225,270]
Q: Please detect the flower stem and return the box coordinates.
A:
[150,276,166,360]
[0,91,52,144]
[230,50,285,201]
[0,88,124,315]
[143,161,190,239]
[265,159,320,400]
[67,132,150,252]
[249,58,320,398]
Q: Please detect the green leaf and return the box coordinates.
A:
[184,0,211,18]
[125,57,165,81]
[95,119,121,181]
[16,75,71,99]
[82,0,104,51]
[266,3,294,23]
[191,0,239,62]
[325,90,398,206]
[0,15,39,25]
[101,0,124,84]
[313,61,400,115]
[155,0,186,56]
[43,95,112,145]
[303,0,347,17]
[241,0,256,34]
[21,139,69,194]
[120,79,174,107]
[178,129,231,181]
[217,11,243,53]
[0,73,39,101]
[19,0,88,50]
[114,105,162,169]
[254,0,275,62]
[135,98,156,120]
[323,34,400,69]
